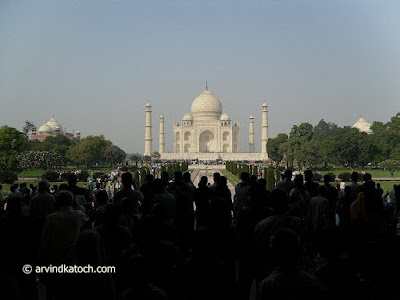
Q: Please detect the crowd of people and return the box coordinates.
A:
[1,168,400,300]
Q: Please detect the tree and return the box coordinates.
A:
[267,133,288,164]
[32,135,72,163]
[130,153,143,164]
[18,150,63,176]
[289,123,314,169]
[313,119,338,140]
[0,126,27,170]
[67,135,112,167]
[370,121,386,135]
[152,152,161,159]
[380,159,400,178]
[104,144,126,166]
[22,120,36,138]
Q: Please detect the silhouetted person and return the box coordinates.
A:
[113,172,144,213]
[183,171,196,191]
[67,174,89,204]
[255,189,304,284]
[93,189,109,227]
[209,176,233,229]
[30,179,55,222]
[152,178,176,223]
[337,186,353,227]
[323,175,338,224]
[208,172,221,191]
[350,180,384,235]
[304,170,320,198]
[258,228,321,300]
[309,186,334,243]
[289,174,311,220]
[346,172,360,201]
[170,171,195,254]
[233,172,251,219]
[275,169,296,194]
[0,194,37,300]
[56,230,114,300]
[195,176,211,228]
[140,174,154,215]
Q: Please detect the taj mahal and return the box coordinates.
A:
[144,85,269,161]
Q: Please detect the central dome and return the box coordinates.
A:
[47,117,62,131]
[191,89,223,121]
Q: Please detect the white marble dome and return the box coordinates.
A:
[38,123,53,134]
[183,113,193,121]
[352,117,372,134]
[220,112,231,121]
[191,89,223,121]
[47,117,62,131]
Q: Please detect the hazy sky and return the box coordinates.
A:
[1,0,399,154]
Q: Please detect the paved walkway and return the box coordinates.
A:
[192,166,235,196]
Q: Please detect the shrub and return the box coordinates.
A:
[77,170,89,182]
[0,170,18,184]
[42,171,60,182]
[266,168,275,191]
[60,171,73,181]
[324,172,337,182]
[338,172,351,182]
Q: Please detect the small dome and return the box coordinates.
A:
[47,117,62,131]
[249,115,254,119]
[146,102,152,107]
[262,102,268,107]
[191,89,223,121]
[183,113,193,121]
[38,123,53,134]
[220,113,231,121]
[353,117,372,134]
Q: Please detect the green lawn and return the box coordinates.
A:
[17,169,45,178]
[221,170,240,186]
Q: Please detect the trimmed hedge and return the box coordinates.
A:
[0,170,18,184]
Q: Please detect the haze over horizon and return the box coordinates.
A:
[1,1,399,154]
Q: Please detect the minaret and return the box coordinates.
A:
[261,102,269,153]
[249,115,255,153]
[159,114,165,154]
[144,102,152,156]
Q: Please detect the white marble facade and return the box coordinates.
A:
[145,86,269,161]
[173,89,240,154]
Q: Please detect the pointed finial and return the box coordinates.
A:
[205,81,208,90]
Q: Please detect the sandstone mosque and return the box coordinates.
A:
[144,84,269,161]
[30,116,81,142]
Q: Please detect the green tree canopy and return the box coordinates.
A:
[380,159,400,177]
[0,126,27,170]
[67,135,113,167]
[104,144,126,166]
[267,133,288,164]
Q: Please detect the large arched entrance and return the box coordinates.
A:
[199,130,214,152]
